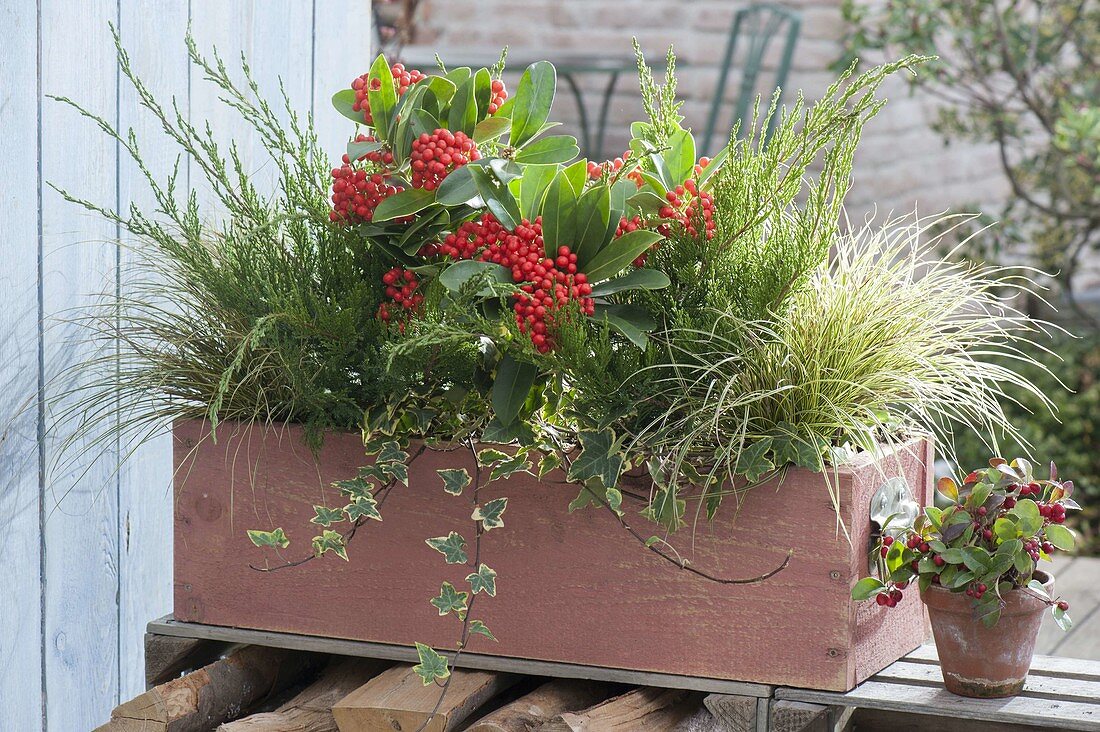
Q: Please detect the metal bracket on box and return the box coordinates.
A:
[868,477,920,574]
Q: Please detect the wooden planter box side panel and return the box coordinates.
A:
[174,419,931,691]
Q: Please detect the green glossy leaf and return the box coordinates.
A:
[589,268,670,297]
[492,354,538,426]
[367,54,398,138]
[346,138,384,161]
[438,259,512,294]
[431,581,469,617]
[518,164,558,222]
[1045,523,1075,551]
[697,143,728,188]
[571,184,612,266]
[472,497,508,530]
[447,77,478,137]
[473,67,493,119]
[437,468,471,496]
[332,88,363,123]
[960,547,993,573]
[583,229,663,282]
[377,441,407,464]
[993,516,1018,541]
[594,303,658,349]
[473,116,511,144]
[627,190,668,215]
[412,643,450,685]
[422,75,458,106]
[470,165,521,230]
[372,187,435,222]
[541,171,577,257]
[247,528,289,549]
[466,563,497,596]
[510,61,557,146]
[310,505,345,528]
[514,135,580,164]
[663,127,696,185]
[425,531,468,564]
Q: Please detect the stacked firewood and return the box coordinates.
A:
[94,638,829,732]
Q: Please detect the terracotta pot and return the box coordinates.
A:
[922,570,1052,698]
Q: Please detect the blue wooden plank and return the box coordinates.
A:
[0,1,44,729]
[115,0,189,701]
[39,0,120,728]
[313,0,374,159]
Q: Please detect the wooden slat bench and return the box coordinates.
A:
[127,618,1100,731]
[770,644,1100,732]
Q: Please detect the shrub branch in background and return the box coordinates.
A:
[839,0,1100,325]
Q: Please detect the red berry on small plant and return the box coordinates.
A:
[1057,601,1070,611]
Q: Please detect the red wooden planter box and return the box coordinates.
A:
[173,418,932,691]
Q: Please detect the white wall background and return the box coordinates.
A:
[0,1,371,728]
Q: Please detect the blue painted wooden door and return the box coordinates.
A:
[0,2,371,727]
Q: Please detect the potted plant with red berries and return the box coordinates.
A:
[853,457,1079,698]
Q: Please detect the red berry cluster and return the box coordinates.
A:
[329,134,406,223]
[587,150,643,188]
[657,178,716,240]
[410,129,480,191]
[351,63,427,126]
[330,167,404,223]
[489,78,508,115]
[378,267,425,325]
[437,213,594,352]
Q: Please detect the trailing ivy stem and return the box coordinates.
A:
[415,438,483,732]
[554,441,793,585]
[248,444,427,572]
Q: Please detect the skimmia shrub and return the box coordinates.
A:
[55,27,1073,689]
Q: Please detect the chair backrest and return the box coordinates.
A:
[701,3,802,155]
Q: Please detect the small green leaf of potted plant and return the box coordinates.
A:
[852,458,1080,698]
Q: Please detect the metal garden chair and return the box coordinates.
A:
[699,3,802,155]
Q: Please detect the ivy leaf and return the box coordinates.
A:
[311,530,349,561]
[425,531,468,564]
[310,505,345,528]
[472,497,508,530]
[430,581,469,617]
[466,563,498,596]
[469,620,497,642]
[438,468,471,496]
[412,642,450,685]
[379,461,409,486]
[566,430,624,489]
[334,476,374,501]
[477,448,510,466]
[490,455,530,481]
[737,437,774,481]
[247,528,289,549]
[377,441,408,464]
[344,496,382,523]
[538,451,562,478]
[642,486,686,532]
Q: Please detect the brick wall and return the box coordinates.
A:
[409,0,1011,224]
